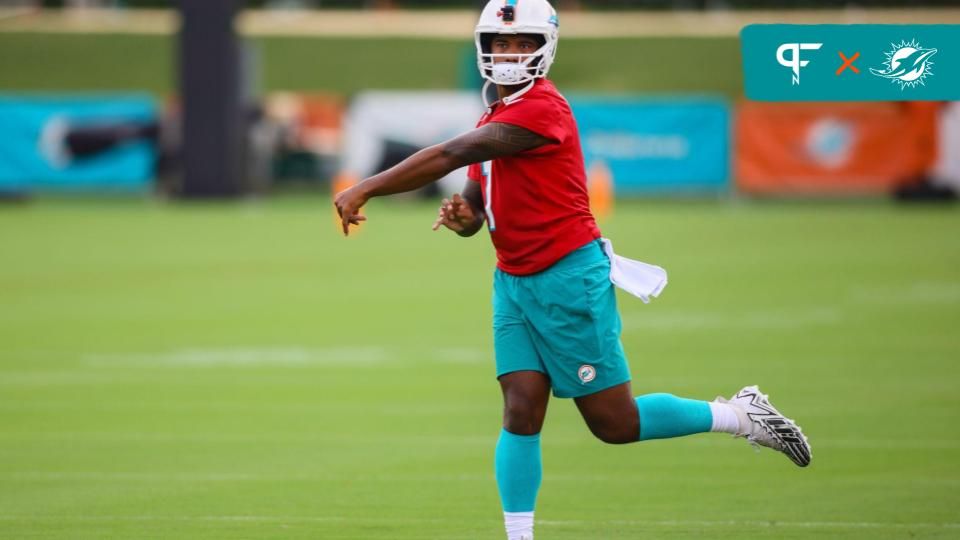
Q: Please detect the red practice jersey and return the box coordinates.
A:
[467,78,601,275]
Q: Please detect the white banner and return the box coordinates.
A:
[341,91,486,195]
[933,102,960,190]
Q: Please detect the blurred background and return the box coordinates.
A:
[1,2,959,539]
[1,0,958,201]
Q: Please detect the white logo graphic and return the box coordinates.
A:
[806,119,854,169]
[870,39,937,90]
[578,364,596,383]
[777,43,823,85]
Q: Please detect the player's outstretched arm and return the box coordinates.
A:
[334,122,552,236]
[441,122,555,166]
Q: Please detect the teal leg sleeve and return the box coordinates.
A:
[635,393,713,441]
[495,428,542,513]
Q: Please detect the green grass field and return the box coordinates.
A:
[1,197,958,538]
[0,34,742,97]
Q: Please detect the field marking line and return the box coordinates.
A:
[0,515,957,529]
[0,515,347,523]
[0,399,492,415]
[0,431,496,446]
[3,430,960,449]
[5,471,959,487]
[540,519,960,530]
[81,345,393,367]
[622,307,842,331]
[847,281,960,306]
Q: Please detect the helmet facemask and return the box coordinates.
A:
[476,33,553,87]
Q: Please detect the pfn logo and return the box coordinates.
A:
[777,43,823,85]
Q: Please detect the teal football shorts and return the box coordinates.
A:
[492,239,632,398]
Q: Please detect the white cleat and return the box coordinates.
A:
[718,385,812,467]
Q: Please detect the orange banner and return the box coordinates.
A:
[736,102,939,195]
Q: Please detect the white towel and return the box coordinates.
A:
[599,238,668,304]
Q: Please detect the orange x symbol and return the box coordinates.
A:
[836,51,860,75]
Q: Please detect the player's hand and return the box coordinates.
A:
[432,193,479,233]
[333,184,369,236]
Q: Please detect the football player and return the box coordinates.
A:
[334,2,811,538]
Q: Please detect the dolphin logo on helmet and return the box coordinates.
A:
[475,0,560,106]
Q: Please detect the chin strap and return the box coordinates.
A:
[503,79,536,105]
[481,79,537,108]
[481,80,495,108]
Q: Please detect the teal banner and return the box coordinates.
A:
[0,94,156,192]
[741,24,960,101]
[569,97,730,194]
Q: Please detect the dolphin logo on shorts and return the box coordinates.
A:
[578,364,596,383]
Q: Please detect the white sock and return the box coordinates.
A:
[504,511,534,540]
[708,401,743,435]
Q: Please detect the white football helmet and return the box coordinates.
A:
[475,0,559,98]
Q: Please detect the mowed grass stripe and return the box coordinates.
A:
[0,197,958,539]
[2,515,959,528]
[0,33,742,96]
